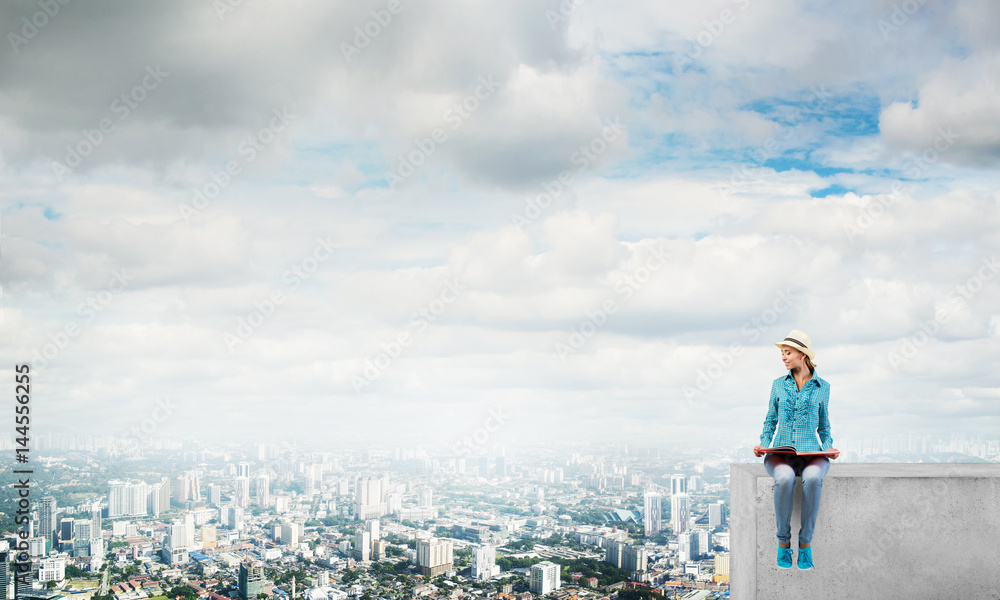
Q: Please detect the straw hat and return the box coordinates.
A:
[774,329,816,364]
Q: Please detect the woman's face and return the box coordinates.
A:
[780,345,806,371]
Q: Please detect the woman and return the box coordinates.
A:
[754,329,839,570]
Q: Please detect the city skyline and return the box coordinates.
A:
[2,1,998,446]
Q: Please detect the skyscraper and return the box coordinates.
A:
[354,477,382,520]
[643,491,662,536]
[234,477,250,509]
[671,493,690,535]
[90,501,102,539]
[238,560,264,600]
[38,497,57,543]
[670,474,687,497]
[604,539,624,568]
[471,544,499,580]
[237,462,251,478]
[417,538,453,577]
[108,480,150,517]
[255,476,270,507]
[0,550,8,600]
[529,561,561,595]
[709,501,726,529]
[678,530,699,562]
[354,530,371,561]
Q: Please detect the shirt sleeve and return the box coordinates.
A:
[816,382,833,450]
[760,379,780,447]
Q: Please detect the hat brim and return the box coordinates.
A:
[774,342,816,364]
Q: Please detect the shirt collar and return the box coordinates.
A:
[784,369,821,388]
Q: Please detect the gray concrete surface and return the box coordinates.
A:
[730,462,1000,600]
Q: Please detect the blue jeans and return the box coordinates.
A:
[764,454,831,545]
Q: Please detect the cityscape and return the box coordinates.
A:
[2,434,997,600]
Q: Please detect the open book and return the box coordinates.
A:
[756,445,839,457]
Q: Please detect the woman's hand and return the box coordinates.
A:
[753,446,765,457]
[829,449,840,460]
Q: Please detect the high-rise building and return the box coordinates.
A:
[108,480,150,517]
[354,477,383,520]
[354,530,371,562]
[670,474,686,497]
[698,529,712,556]
[173,475,191,504]
[38,555,65,582]
[280,522,299,547]
[418,488,433,508]
[238,560,264,600]
[709,501,726,529]
[604,539,624,568]
[495,456,506,478]
[38,497,58,543]
[90,502,102,539]
[623,544,649,577]
[417,538,453,577]
[678,530,699,563]
[255,476,270,507]
[471,544,499,580]
[529,561,561,595]
[671,493,690,535]
[209,485,222,505]
[643,492,662,536]
[687,475,701,493]
[365,520,379,542]
[714,553,730,576]
[237,462,251,478]
[234,477,251,509]
[222,506,245,531]
[0,550,8,600]
[58,518,75,553]
[184,513,196,549]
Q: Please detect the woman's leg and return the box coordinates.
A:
[764,454,796,546]
[799,456,831,546]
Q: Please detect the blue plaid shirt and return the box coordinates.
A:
[759,369,833,452]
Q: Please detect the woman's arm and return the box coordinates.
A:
[759,379,780,447]
[816,383,833,450]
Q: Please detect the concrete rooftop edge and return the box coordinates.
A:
[730,462,1000,477]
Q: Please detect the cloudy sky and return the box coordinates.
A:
[3,0,998,451]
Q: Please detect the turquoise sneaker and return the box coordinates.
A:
[797,546,813,570]
[777,546,793,569]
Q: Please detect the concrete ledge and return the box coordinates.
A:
[730,462,1000,599]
